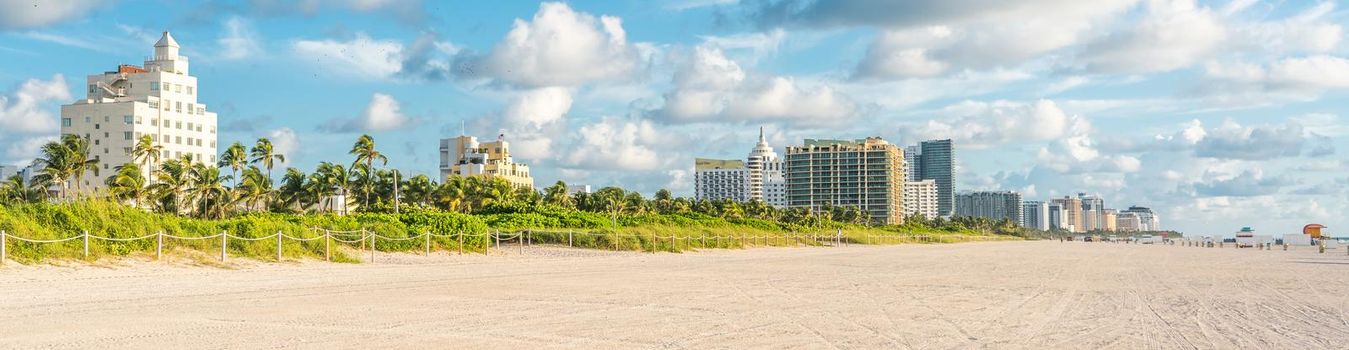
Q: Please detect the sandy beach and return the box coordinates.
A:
[2,241,1348,349]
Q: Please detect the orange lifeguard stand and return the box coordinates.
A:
[1303,224,1326,238]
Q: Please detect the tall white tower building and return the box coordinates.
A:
[746,127,786,208]
[60,32,218,189]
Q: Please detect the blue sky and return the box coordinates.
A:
[1,0,1346,236]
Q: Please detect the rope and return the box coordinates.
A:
[227,233,280,241]
[4,235,83,243]
[330,236,365,244]
[281,234,325,242]
[163,233,225,240]
[87,233,159,242]
[371,233,423,241]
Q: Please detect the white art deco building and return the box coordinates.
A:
[60,32,218,189]
[746,127,786,208]
[694,127,787,207]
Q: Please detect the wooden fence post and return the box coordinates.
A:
[325,230,331,262]
[519,232,524,255]
[156,231,163,261]
[1,230,6,266]
[495,231,501,249]
[457,231,463,255]
[276,230,283,262]
[671,235,676,251]
[568,230,573,247]
[425,232,431,256]
[83,230,89,259]
[369,232,376,262]
[220,231,227,262]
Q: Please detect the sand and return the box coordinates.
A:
[2,241,1348,349]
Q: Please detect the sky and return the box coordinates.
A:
[0,0,1346,236]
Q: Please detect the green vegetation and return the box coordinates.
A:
[0,134,1022,264]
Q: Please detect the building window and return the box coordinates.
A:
[151,118,158,126]
[175,84,181,93]
[124,116,133,124]
[186,86,193,95]
[94,139,99,145]
[123,147,132,155]
[123,132,132,140]
[149,101,159,108]
[88,84,96,93]
[175,136,181,144]
[62,118,71,127]
[175,102,182,113]
[84,116,91,123]
[135,116,142,124]
[197,107,204,115]
[150,82,159,91]
[175,122,182,129]
[187,103,194,113]
[163,100,170,111]
[94,123,100,130]
[104,116,109,122]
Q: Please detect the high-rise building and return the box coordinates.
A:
[1115,212,1142,232]
[1022,200,1049,230]
[1103,209,1118,231]
[785,138,905,225]
[439,134,534,189]
[694,158,750,202]
[60,32,219,189]
[1123,206,1160,231]
[906,139,954,216]
[903,179,939,220]
[954,191,1023,223]
[1048,203,1064,231]
[1050,196,1084,233]
[1078,193,1105,231]
[746,127,787,207]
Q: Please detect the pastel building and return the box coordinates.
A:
[785,137,905,225]
[955,191,1024,223]
[1050,196,1084,233]
[60,32,218,189]
[903,179,939,220]
[439,134,534,189]
[1022,200,1050,231]
[746,127,787,207]
[694,158,750,202]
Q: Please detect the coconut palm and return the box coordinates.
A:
[31,135,99,199]
[0,174,42,204]
[105,163,149,207]
[218,142,248,187]
[435,175,468,213]
[400,174,434,207]
[130,135,163,184]
[249,138,285,180]
[236,166,273,212]
[543,180,572,208]
[151,158,193,215]
[188,164,231,219]
[348,134,388,208]
[314,162,350,214]
[276,167,307,212]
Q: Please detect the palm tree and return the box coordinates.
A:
[218,142,248,187]
[277,167,307,212]
[543,180,572,208]
[249,138,285,180]
[130,135,163,185]
[314,162,350,214]
[188,164,231,219]
[0,174,42,204]
[236,166,273,212]
[105,163,149,207]
[401,174,434,207]
[434,175,468,213]
[348,134,387,209]
[151,158,193,215]
[65,135,99,197]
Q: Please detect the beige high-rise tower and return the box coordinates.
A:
[60,32,218,190]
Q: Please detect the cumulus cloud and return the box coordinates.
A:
[897,99,1086,148]
[1200,55,1349,104]
[1189,170,1288,197]
[562,118,680,171]
[1192,119,1306,160]
[0,0,101,30]
[652,46,857,124]
[321,93,419,132]
[1081,0,1226,74]
[491,87,574,160]
[463,2,644,88]
[0,74,68,134]
[218,17,262,60]
[261,127,300,165]
[291,32,458,81]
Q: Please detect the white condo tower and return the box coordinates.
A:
[60,32,219,191]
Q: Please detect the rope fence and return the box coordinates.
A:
[0,228,1018,265]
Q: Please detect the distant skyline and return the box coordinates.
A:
[0,0,1345,235]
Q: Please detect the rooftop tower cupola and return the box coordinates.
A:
[154,31,180,59]
[147,31,189,74]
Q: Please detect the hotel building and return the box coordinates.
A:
[784,137,905,225]
[439,134,534,189]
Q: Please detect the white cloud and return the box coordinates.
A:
[0,0,100,30]
[218,17,262,60]
[1193,119,1306,160]
[562,118,682,172]
[321,93,417,132]
[494,87,574,160]
[0,74,68,134]
[898,99,1086,148]
[1198,55,1349,105]
[654,46,857,124]
[1081,0,1226,74]
[262,127,300,165]
[469,2,643,88]
[2,136,55,168]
